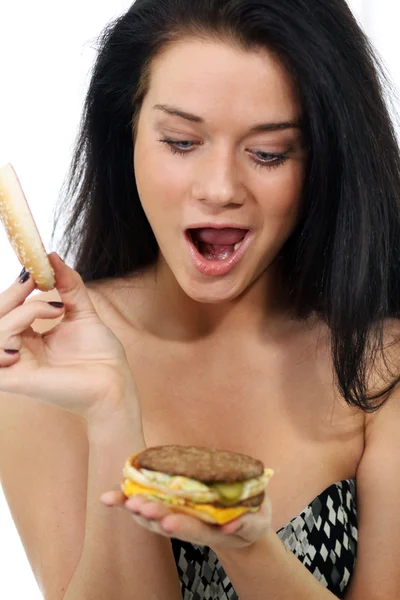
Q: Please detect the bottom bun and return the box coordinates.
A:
[122,479,260,525]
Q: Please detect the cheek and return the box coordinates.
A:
[261,165,305,220]
[134,144,187,215]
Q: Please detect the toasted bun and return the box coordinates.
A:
[0,163,55,291]
[121,478,258,524]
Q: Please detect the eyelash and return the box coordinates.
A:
[158,138,289,170]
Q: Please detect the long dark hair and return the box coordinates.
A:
[52,0,400,412]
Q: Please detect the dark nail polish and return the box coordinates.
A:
[4,349,19,355]
[48,302,64,309]
[19,270,30,284]
[19,267,26,278]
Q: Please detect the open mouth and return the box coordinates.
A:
[184,227,253,276]
[188,228,248,261]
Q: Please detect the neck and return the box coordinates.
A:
[140,257,293,342]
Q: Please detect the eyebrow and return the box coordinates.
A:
[153,103,302,133]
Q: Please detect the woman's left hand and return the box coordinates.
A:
[101,490,272,552]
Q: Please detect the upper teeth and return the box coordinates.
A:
[234,240,243,251]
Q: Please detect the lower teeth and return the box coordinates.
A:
[194,239,244,260]
[208,248,231,260]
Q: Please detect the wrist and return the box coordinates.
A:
[217,528,278,565]
[86,387,145,449]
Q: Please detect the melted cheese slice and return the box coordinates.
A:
[122,479,250,524]
[122,480,185,505]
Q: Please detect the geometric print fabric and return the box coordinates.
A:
[171,479,357,599]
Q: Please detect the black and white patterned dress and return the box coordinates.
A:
[171,479,357,599]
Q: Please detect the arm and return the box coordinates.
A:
[64,399,182,600]
[0,264,181,599]
[217,392,400,600]
[344,389,400,599]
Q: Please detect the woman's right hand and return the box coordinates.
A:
[0,252,141,424]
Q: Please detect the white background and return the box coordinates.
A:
[0,1,399,597]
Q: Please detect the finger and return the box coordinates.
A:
[0,325,37,367]
[0,268,36,318]
[108,494,174,537]
[131,514,170,536]
[221,517,245,535]
[100,490,127,507]
[47,253,97,321]
[0,348,21,367]
[160,511,210,540]
[0,300,64,355]
[125,497,175,521]
[223,497,272,540]
[219,508,263,536]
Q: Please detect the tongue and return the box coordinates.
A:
[193,228,247,245]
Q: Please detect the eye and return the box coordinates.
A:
[158,138,198,155]
[249,150,289,170]
[159,137,289,170]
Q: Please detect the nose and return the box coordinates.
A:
[191,144,246,208]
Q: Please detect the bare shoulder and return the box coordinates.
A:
[363,317,400,422]
[85,271,152,323]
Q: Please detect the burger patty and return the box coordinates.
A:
[210,491,265,508]
[135,445,264,482]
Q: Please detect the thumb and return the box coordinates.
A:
[48,252,98,320]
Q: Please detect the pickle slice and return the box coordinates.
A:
[213,482,244,503]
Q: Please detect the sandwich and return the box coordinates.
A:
[122,444,274,525]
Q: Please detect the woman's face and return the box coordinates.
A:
[134,38,307,303]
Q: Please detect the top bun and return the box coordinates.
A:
[0,163,56,291]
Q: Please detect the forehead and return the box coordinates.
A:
[146,38,300,123]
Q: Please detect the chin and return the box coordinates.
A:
[180,274,248,305]
[160,250,269,305]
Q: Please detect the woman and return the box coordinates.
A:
[1,0,400,598]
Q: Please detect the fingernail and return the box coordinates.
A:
[4,349,19,355]
[19,269,30,284]
[48,302,64,309]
